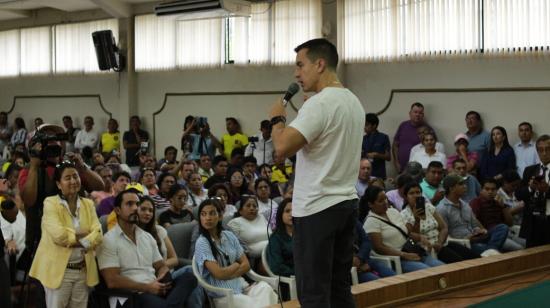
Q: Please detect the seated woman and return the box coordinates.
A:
[266,198,293,300]
[187,172,208,208]
[151,172,177,211]
[137,195,179,269]
[139,167,158,196]
[255,177,278,229]
[158,184,194,228]
[258,164,282,199]
[385,174,414,212]
[227,195,270,258]
[208,183,238,218]
[409,132,447,169]
[400,182,479,263]
[195,199,277,307]
[29,161,103,307]
[363,186,445,273]
[227,169,251,205]
[354,220,396,282]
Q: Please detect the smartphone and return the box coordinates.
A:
[159,272,173,284]
[416,196,426,211]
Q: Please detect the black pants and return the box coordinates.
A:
[0,257,12,308]
[438,242,480,263]
[293,199,357,308]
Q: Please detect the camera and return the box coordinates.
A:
[140,141,149,154]
[248,136,259,143]
[29,131,68,159]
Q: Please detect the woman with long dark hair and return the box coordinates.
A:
[479,126,516,180]
[194,199,277,307]
[227,169,250,205]
[137,195,179,269]
[158,184,193,228]
[10,117,26,148]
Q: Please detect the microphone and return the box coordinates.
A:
[282,82,300,107]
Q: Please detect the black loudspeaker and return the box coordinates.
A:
[92,30,124,71]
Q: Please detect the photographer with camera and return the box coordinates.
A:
[123,116,150,167]
[244,120,274,165]
[181,115,219,161]
[517,135,550,248]
[18,124,104,307]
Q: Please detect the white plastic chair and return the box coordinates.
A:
[261,247,298,299]
[191,256,279,308]
[509,225,521,241]
[370,251,403,274]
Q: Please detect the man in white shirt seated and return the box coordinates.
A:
[98,189,197,307]
[1,199,27,284]
[409,125,445,158]
[74,116,99,152]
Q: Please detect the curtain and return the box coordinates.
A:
[0,30,20,77]
[20,26,51,75]
[54,18,118,73]
[135,14,176,71]
[176,18,223,68]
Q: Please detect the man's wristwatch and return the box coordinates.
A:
[270,116,286,127]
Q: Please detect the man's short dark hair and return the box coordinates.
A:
[365,113,379,127]
[411,102,424,110]
[518,122,533,130]
[260,120,271,130]
[130,115,141,123]
[452,158,467,168]
[62,115,72,121]
[112,171,131,182]
[114,188,140,208]
[466,111,481,121]
[164,146,177,156]
[427,161,444,171]
[502,170,521,183]
[231,148,244,158]
[243,155,257,165]
[1,199,16,210]
[294,38,338,70]
[536,135,550,147]
[481,178,499,188]
[212,155,227,167]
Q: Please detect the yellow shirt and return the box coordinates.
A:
[272,165,293,184]
[221,133,249,160]
[101,131,120,153]
[2,162,10,173]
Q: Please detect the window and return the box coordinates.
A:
[343,0,550,63]
[135,0,322,70]
[54,19,118,73]
[0,30,19,77]
[21,27,51,75]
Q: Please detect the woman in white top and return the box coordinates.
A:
[207,183,237,218]
[187,172,208,208]
[400,182,478,263]
[409,132,447,169]
[255,177,278,229]
[227,195,270,258]
[363,186,444,273]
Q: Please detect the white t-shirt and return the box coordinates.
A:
[364,208,408,251]
[409,150,447,169]
[410,142,446,158]
[0,211,26,260]
[74,129,99,150]
[289,87,364,217]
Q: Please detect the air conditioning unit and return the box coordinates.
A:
[155,0,251,20]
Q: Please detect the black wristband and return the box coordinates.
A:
[270,116,286,127]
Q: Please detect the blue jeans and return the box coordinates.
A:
[133,270,197,308]
[471,224,509,255]
[172,265,204,308]
[401,255,444,273]
[369,259,396,278]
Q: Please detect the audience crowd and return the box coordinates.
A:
[0,103,549,307]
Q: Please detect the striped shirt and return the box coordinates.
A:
[11,128,26,146]
[194,230,245,297]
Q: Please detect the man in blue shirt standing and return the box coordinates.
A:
[465,111,490,157]
[362,113,390,179]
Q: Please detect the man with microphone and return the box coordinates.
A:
[269,38,364,308]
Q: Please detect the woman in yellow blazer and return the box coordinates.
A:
[29,161,103,308]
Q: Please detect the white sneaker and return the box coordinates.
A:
[480,249,502,257]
